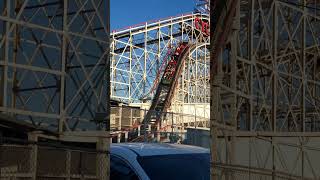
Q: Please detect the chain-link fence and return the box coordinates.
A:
[0,137,109,180]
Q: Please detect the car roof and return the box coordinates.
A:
[111,143,209,157]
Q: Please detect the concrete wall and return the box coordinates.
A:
[184,127,320,178]
[184,127,211,148]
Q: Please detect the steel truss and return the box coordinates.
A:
[110,13,210,106]
[217,0,320,132]
[171,43,210,114]
[0,0,109,133]
[211,0,320,179]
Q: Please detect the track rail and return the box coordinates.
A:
[111,13,209,53]
[139,0,237,132]
[143,43,200,124]
[111,13,209,38]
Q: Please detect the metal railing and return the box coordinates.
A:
[0,137,109,180]
[214,163,314,180]
[110,105,210,143]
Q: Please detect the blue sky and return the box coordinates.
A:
[111,0,196,30]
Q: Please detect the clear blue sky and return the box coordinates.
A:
[111,0,196,30]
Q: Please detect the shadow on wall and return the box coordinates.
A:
[184,127,210,149]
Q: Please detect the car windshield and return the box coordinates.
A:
[137,153,210,180]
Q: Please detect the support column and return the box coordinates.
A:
[194,111,197,128]
[143,22,148,94]
[148,124,151,134]
[118,103,123,131]
[171,112,174,134]
[143,109,147,142]
[156,122,160,142]
[137,125,141,136]
[227,1,240,180]
[124,132,128,142]
[248,0,255,131]
[28,132,39,180]
[181,125,185,141]
[148,124,153,140]
[300,0,306,177]
[210,45,223,180]
[96,137,109,180]
[1,0,10,108]
[117,133,121,143]
[272,0,278,132]
[59,0,68,133]
[66,150,71,180]
[167,132,171,141]
[300,0,306,132]
[272,137,275,180]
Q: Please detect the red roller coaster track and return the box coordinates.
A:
[143,42,194,125]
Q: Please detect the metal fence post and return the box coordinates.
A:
[157,121,161,142]
[118,103,123,131]
[171,112,174,142]
[195,110,197,128]
[117,133,121,143]
[144,109,147,142]
[148,124,152,140]
[138,125,141,136]
[124,131,128,142]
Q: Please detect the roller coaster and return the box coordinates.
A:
[110,13,210,104]
[110,13,211,141]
